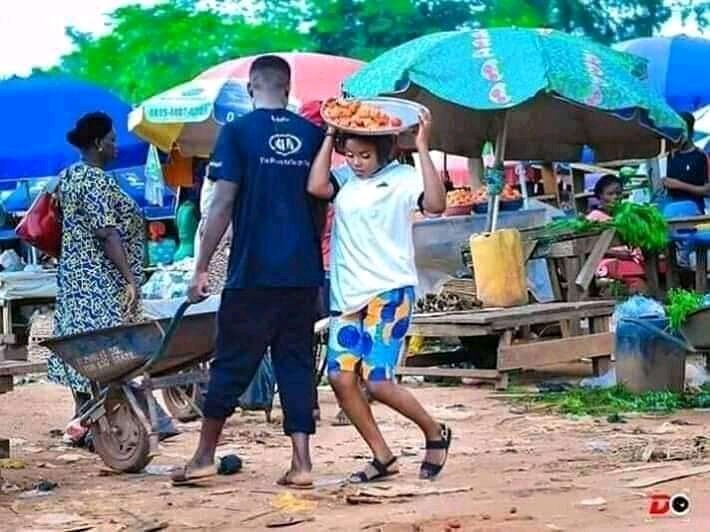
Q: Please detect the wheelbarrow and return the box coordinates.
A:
[42,301,214,473]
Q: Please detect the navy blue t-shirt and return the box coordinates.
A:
[210,108,325,288]
[667,148,709,213]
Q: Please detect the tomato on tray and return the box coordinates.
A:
[321,97,427,136]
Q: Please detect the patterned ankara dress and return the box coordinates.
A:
[47,163,145,394]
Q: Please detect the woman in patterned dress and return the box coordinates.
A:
[47,112,176,442]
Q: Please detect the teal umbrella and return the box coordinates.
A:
[344,28,685,162]
[344,28,686,229]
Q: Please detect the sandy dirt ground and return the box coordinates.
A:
[1,378,710,531]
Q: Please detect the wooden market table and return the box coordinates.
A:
[401,300,616,390]
[0,360,46,458]
[664,215,710,295]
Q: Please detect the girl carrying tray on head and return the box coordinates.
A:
[307,105,452,482]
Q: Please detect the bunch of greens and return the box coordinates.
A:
[666,288,703,331]
[540,216,610,242]
[512,385,710,416]
[611,202,669,253]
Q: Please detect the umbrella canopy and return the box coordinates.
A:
[129,78,252,157]
[198,52,364,107]
[0,76,147,179]
[616,36,710,113]
[344,28,685,162]
[131,53,364,157]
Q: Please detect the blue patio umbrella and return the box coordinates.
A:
[0,76,148,180]
[616,36,710,113]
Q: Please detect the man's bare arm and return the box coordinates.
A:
[195,180,237,274]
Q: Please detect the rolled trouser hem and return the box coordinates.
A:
[283,423,316,436]
[202,402,238,420]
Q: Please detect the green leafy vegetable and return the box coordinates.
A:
[666,288,703,331]
[510,384,710,416]
[539,216,610,243]
[611,202,669,253]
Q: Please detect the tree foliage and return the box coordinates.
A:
[45,0,307,102]
[44,0,708,103]
[260,0,478,59]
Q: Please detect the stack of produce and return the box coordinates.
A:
[611,202,668,253]
[535,203,669,254]
[322,99,402,130]
[415,291,479,313]
[446,188,474,207]
[471,184,522,204]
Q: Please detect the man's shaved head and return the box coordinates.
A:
[249,55,291,92]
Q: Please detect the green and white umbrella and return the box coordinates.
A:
[345,28,687,229]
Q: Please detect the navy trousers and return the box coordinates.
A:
[203,288,317,435]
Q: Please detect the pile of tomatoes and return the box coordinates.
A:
[322,99,403,131]
[446,188,474,207]
[470,185,522,204]
[446,185,523,208]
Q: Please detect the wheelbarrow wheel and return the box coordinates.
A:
[92,394,151,473]
[162,384,203,423]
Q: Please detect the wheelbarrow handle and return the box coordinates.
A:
[139,300,193,374]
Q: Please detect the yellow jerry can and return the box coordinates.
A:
[469,229,528,308]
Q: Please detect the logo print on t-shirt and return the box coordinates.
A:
[269,134,302,157]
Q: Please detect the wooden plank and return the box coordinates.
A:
[396,367,499,380]
[625,465,710,489]
[547,259,563,302]
[414,309,612,334]
[0,361,46,377]
[569,163,620,177]
[413,301,615,325]
[666,242,681,290]
[497,332,613,371]
[576,229,616,291]
[523,240,538,263]
[0,375,12,394]
[407,323,490,338]
[645,253,661,299]
[564,257,582,303]
[0,438,9,459]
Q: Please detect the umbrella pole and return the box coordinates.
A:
[486,112,509,232]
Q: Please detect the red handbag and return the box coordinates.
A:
[16,177,62,258]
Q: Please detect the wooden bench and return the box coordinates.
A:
[401,300,615,390]
[0,361,46,458]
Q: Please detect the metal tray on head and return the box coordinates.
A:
[41,309,216,384]
[321,97,428,136]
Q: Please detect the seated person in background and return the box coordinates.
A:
[663,112,709,214]
[587,174,621,223]
[586,174,646,293]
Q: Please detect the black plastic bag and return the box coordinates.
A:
[238,351,276,411]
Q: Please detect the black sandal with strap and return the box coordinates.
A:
[349,456,398,484]
[420,424,452,480]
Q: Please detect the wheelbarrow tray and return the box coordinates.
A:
[41,308,215,384]
[680,306,710,350]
